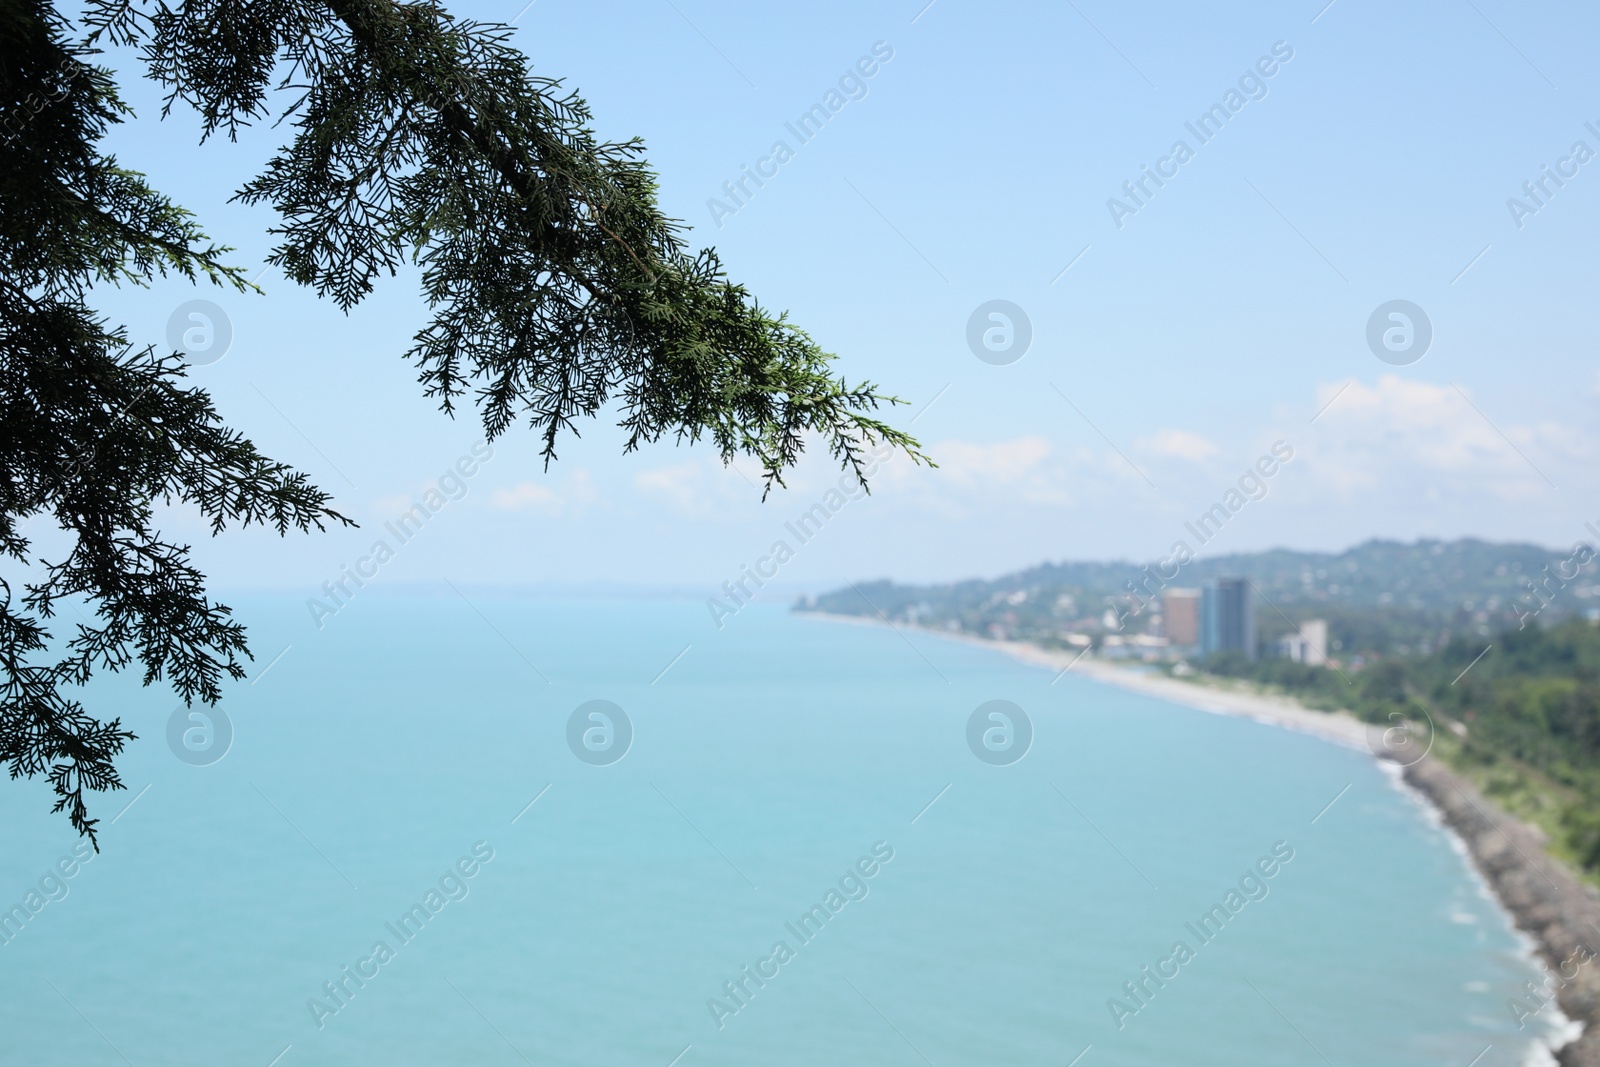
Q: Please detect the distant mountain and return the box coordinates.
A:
[798,539,1600,658]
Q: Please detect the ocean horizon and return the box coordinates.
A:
[0,595,1570,1066]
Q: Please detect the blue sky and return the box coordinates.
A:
[65,0,1600,601]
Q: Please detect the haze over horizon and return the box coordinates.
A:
[207,533,1600,601]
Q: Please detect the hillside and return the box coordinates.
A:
[799,538,1599,659]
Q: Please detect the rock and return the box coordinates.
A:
[1401,756,1600,1067]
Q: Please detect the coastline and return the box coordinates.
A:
[1402,759,1600,1067]
[806,609,1372,748]
[802,610,1599,1065]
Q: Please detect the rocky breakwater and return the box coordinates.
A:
[1403,756,1600,1066]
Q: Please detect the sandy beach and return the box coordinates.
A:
[985,634,1375,750]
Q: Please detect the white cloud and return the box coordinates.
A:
[490,470,598,514]
[634,461,709,513]
[1299,375,1577,500]
[491,482,557,510]
[1136,428,1221,462]
[929,435,1053,486]
[372,493,417,516]
[868,435,1089,513]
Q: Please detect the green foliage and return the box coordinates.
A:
[88,0,927,492]
[1204,618,1600,877]
[1,0,354,842]
[1562,804,1600,873]
[2,0,924,842]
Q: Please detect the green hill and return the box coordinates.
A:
[799,538,1599,659]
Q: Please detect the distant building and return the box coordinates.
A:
[1275,619,1328,665]
[1201,578,1256,659]
[1163,589,1201,647]
[1099,634,1170,662]
[1302,619,1327,665]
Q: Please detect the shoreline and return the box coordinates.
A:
[802,611,1599,1065]
[805,609,1374,748]
[1401,760,1600,1067]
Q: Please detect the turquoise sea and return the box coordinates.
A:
[0,596,1573,1065]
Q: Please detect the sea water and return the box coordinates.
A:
[0,596,1571,1066]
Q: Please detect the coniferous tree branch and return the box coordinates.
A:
[86,0,931,492]
[2,2,350,843]
[5,0,927,843]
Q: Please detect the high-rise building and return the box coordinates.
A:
[1201,578,1256,659]
[1162,588,1201,647]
